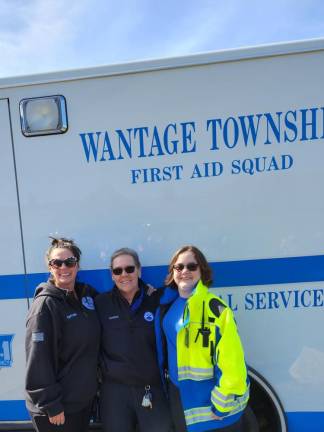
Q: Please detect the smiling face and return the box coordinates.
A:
[48,247,79,291]
[111,254,140,303]
[173,250,201,298]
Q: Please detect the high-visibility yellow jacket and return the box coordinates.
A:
[155,280,249,431]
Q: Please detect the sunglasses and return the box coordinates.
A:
[173,262,199,272]
[112,266,136,276]
[49,257,78,269]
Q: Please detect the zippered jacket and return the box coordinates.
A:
[25,281,100,417]
[95,279,162,386]
[155,280,249,432]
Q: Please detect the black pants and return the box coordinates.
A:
[30,405,91,432]
[100,380,173,432]
[168,381,243,432]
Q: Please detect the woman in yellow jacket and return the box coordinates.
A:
[155,246,249,432]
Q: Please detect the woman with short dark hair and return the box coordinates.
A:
[95,247,172,432]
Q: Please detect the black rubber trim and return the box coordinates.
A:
[248,365,288,432]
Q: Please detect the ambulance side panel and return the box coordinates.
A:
[0,40,323,430]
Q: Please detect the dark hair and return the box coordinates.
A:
[164,245,212,288]
[46,237,82,263]
[110,247,141,269]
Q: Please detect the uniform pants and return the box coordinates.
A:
[100,380,173,432]
[168,381,243,432]
[30,405,91,432]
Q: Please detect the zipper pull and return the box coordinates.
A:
[141,385,153,409]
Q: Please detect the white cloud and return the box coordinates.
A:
[0,0,90,76]
[156,2,237,57]
[149,0,324,59]
[0,0,323,78]
[70,0,145,64]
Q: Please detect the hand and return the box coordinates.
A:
[211,413,223,420]
[49,411,65,426]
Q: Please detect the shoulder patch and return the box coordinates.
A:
[209,298,227,318]
[32,332,44,342]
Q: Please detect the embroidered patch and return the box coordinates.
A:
[144,311,154,322]
[82,296,95,310]
[66,313,78,320]
[32,332,44,342]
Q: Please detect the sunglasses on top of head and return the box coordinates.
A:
[112,266,136,276]
[173,262,199,272]
[48,257,78,269]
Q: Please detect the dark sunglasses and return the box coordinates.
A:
[49,257,78,269]
[112,266,136,276]
[173,262,199,272]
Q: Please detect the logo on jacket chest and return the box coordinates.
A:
[66,313,78,320]
[144,311,154,322]
[82,296,95,310]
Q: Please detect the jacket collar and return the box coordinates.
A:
[161,280,208,305]
[160,286,178,305]
[113,278,147,313]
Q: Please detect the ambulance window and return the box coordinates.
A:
[20,95,68,137]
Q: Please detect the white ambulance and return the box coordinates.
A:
[0,38,324,431]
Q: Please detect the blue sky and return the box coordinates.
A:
[0,0,323,78]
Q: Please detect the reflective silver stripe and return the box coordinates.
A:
[211,388,235,403]
[211,396,238,409]
[184,398,248,426]
[223,403,246,418]
[178,366,214,380]
[211,399,248,418]
[184,406,214,425]
[212,385,249,403]
[211,387,250,411]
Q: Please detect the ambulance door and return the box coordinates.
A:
[0,99,28,421]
